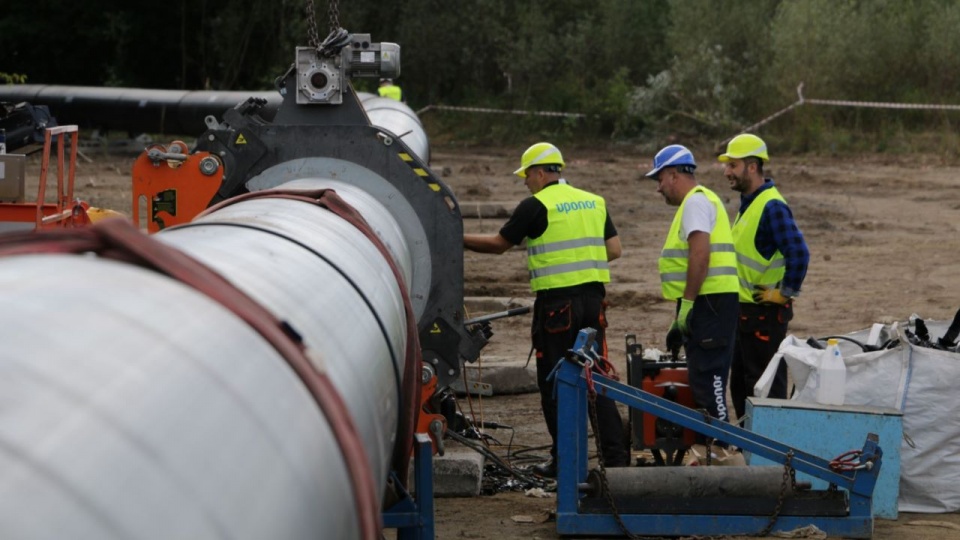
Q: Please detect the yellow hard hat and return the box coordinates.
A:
[514,142,565,178]
[718,134,769,163]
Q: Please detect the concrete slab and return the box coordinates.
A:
[459,202,512,219]
[463,356,537,395]
[432,444,485,497]
[464,296,533,313]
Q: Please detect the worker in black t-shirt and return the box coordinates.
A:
[464,142,628,478]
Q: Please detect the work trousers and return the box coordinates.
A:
[681,292,738,432]
[731,302,792,421]
[533,292,629,466]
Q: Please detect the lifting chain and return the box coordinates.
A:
[305,0,322,51]
[327,0,341,35]
[759,450,794,537]
[305,0,344,54]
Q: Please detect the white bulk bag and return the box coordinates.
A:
[756,320,960,512]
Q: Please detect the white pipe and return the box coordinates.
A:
[0,179,409,539]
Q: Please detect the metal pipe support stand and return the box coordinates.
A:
[554,328,881,538]
[382,433,435,539]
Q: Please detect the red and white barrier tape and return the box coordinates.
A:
[416,104,585,118]
[727,82,960,143]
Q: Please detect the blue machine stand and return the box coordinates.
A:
[555,329,881,538]
[382,433,435,539]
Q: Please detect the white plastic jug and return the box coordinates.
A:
[816,338,847,405]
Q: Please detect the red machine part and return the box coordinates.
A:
[131,142,223,232]
[416,367,448,455]
[640,367,697,449]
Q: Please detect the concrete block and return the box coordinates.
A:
[463,362,537,395]
[464,296,533,313]
[432,445,485,497]
[459,202,512,219]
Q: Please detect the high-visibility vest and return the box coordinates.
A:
[527,184,610,292]
[732,186,787,303]
[379,85,403,101]
[658,186,738,299]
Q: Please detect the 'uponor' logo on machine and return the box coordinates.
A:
[556,200,597,214]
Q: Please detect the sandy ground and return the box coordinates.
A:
[19,143,960,539]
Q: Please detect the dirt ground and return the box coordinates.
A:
[23,142,960,539]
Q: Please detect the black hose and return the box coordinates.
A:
[444,429,542,485]
[815,334,899,353]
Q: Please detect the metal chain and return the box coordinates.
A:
[327,0,341,34]
[759,450,793,537]
[587,391,652,540]
[305,0,322,50]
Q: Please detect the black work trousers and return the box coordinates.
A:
[731,302,792,421]
[681,292,738,432]
[533,291,628,467]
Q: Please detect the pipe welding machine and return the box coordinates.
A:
[0,28,507,540]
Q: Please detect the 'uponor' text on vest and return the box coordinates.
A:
[556,200,597,214]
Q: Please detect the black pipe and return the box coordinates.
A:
[463,306,531,326]
[0,84,281,135]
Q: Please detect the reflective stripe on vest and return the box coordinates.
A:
[732,186,787,303]
[658,186,739,300]
[527,184,610,291]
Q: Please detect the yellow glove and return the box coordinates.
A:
[753,286,790,306]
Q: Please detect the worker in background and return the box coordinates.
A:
[644,145,739,447]
[378,78,404,102]
[720,134,809,421]
[464,142,629,477]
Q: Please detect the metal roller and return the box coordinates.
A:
[0,179,411,539]
[588,466,801,500]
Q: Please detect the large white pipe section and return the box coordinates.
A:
[357,91,429,163]
[0,179,411,539]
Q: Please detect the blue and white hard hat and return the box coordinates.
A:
[643,144,697,178]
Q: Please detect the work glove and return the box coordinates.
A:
[666,299,693,357]
[753,285,790,306]
[665,326,684,358]
[676,298,694,334]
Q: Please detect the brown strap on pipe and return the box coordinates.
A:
[0,218,382,539]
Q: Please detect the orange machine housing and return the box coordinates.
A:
[625,335,697,465]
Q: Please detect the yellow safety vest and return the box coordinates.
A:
[378,85,403,101]
[527,184,610,292]
[658,186,738,300]
[732,186,787,303]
